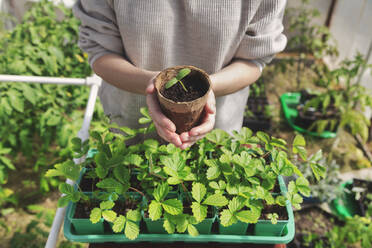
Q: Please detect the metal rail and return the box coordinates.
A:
[0,74,102,248]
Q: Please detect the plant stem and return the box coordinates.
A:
[179,80,188,92]
[181,182,192,203]
[129,187,145,197]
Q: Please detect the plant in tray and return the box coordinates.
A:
[295,55,372,140]
[47,108,326,240]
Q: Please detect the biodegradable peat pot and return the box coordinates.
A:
[154,65,211,133]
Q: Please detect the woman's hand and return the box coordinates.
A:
[146,79,183,148]
[145,77,216,149]
[179,90,216,149]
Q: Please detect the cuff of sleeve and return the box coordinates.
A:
[248,59,266,73]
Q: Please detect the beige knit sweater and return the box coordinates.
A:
[73,0,287,133]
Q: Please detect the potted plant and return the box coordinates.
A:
[281,55,372,141]
[154,65,211,133]
[47,109,325,241]
[243,80,273,132]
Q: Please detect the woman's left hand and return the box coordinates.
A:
[179,90,216,149]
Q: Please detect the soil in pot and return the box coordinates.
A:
[79,174,99,192]
[352,178,372,216]
[74,200,100,219]
[160,71,208,102]
[295,105,340,132]
[260,204,288,221]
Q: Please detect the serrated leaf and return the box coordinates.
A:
[202,194,228,207]
[127,210,141,222]
[220,209,237,227]
[206,166,220,180]
[47,114,61,126]
[163,219,175,234]
[153,183,169,202]
[309,150,323,162]
[209,181,219,190]
[58,183,74,195]
[256,131,270,144]
[228,197,245,212]
[293,134,306,147]
[167,177,181,185]
[205,129,230,145]
[124,154,143,166]
[296,177,311,197]
[191,202,207,222]
[187,224,199,236]
[56,161,80,181]
[102,210,117,222]
[162,199,183,215]
[113,165,130,184]
[90,208,102,224]
[236,210,260,223]
[124,221,140,240]
[149,201,162,220]
[45,169,63,178]
[310,163,326,181]
[112,215,126,233]
[192,183,206,203]
[100,201,115,210]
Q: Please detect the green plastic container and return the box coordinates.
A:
[66,201,105,235]
[219,221,248,235]
[143,217,167,234]
[329,180,359,219]
[280,92,337,138]
[64,176,295,244]
[254,220,287,236]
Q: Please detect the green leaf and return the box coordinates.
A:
[205,129,230,145]
[162,199,183,215]
[191,202,207,222]
[167,177,181,185]
[163,219,175,234]
[113,165,130,184]
[174,215,188,233]
[112,215,126,233]
[165,77,178,89]
[124,154,143,167]
[310,163,326,181]
[149,201,162,220]
[55,161,80,181]
[100,201,115,210]
[58,183,74,195]
[309,150,323,162]
[96,178,123,193]
[192,183,206,203]
[202,194,228,207]
[187,224,199,237]
[102,210,117,222]
[293,135,307,160]
[153,183,169,202]
[206,166,220,180]
[256,131,270,144]
[90,208,102,224]
[228,197,245,212]
[57,196,71,207]
[126,210,141,222]
[296,177,311,197]
[176,68,191,80]
[220,209,237,227]
[7,90,24,112]
[236,210,260,223]
[124,221,140,240]
[46,114,61,126]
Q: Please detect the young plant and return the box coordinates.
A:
[165,68,191,92]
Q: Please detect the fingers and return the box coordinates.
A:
[146,80,181,147]
[146,89,176,132]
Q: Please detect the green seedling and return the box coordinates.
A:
[165,68,191,92]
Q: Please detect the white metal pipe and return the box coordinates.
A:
[45,76,101,248]
[0,74,87,85]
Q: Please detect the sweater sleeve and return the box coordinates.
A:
[234,0,287,66]
[72,0,124,67]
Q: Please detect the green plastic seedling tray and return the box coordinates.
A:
[280,92,337,139]
[329,180,360,220]
[63,176,295,244]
